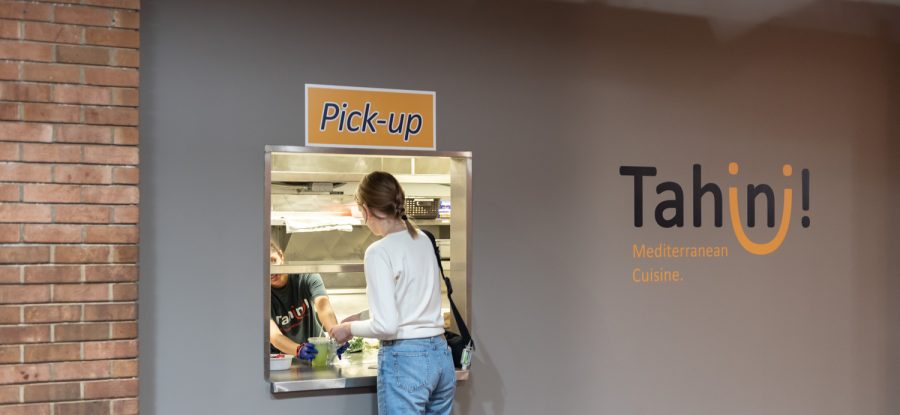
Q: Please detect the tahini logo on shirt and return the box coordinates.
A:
[275,301,309,331]
[305,84,436,150]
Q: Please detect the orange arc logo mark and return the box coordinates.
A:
[727,162,793,255]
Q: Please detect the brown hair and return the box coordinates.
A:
[356,171,418,239]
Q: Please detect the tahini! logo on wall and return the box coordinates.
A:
[619,163,811,284]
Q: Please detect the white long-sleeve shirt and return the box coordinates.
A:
[349,229,445,340]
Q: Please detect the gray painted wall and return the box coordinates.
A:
[140,0,900,413]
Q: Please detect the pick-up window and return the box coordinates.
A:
[264,147,471,393]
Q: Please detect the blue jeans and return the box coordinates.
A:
[378,335,456,415]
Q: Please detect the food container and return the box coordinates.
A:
[270,354,293,371]
[308,337,334,369]
[346,336,365,354]
[438,200,451,218]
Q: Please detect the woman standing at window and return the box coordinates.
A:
[330,171,455,414]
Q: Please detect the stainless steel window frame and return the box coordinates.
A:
[263,145,473,382]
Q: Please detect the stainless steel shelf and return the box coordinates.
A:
[272,261,363,273]
[270,218,451,227]
[409,219,451,226]
[272,261,451,274]
[271,171,450,185]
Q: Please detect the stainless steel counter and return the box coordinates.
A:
[269,349,470,393]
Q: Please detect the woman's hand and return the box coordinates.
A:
[329,322,353,344]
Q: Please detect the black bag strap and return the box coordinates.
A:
[422,230,474,350]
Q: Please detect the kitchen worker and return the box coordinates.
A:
[330,171,456,414]
[269,240,346,361]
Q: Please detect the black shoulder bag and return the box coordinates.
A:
[422,229,474,369]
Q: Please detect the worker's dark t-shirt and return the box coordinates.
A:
[271,273,327,352]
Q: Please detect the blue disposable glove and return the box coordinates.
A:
[336,342,349,360]
[296,343,318,361]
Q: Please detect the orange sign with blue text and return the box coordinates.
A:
[305,84,436,150]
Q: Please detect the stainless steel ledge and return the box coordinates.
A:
[270,350,469,393]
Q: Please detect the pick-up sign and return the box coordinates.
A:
[305,84,436,150]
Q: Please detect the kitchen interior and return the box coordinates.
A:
[265,147,472,393]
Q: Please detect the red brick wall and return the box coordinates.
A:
[0,0,139,413]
